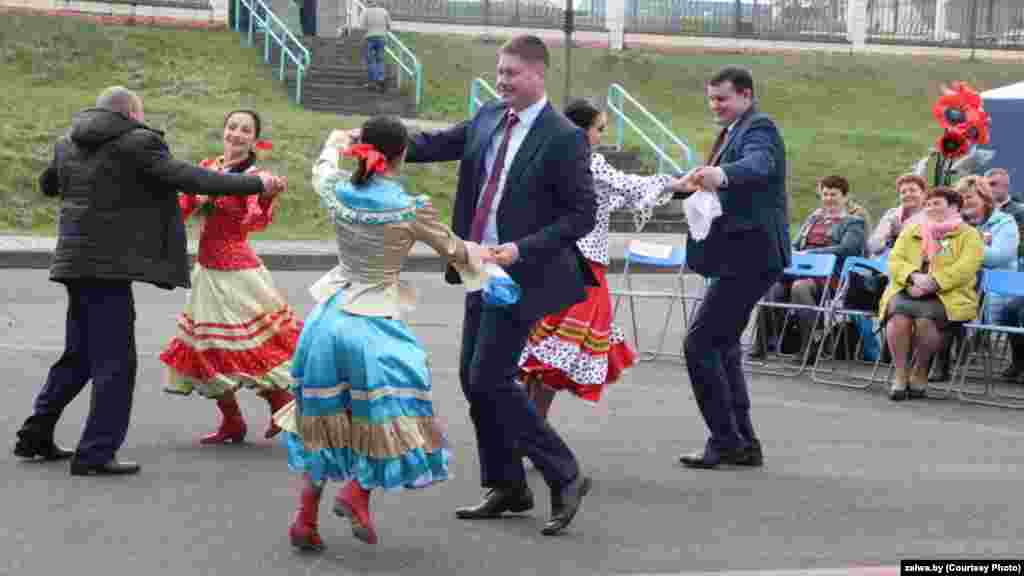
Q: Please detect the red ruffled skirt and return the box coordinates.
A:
[518,261,636,403]
[159,264,302,398]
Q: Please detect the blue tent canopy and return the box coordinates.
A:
[982,81,1024,200]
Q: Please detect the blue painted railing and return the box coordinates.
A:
[468,77,500,117]
[607,83,694,174]
[350,0,424,111]
[233,0,310,104]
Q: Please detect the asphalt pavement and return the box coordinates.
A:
[3,269,1023,576]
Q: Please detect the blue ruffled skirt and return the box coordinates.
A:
[280,290,450,491]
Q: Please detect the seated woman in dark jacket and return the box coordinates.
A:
[755,175,867,358]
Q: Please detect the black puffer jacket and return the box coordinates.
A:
[41,108,265,289]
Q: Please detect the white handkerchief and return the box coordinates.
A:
[683,189,723,241]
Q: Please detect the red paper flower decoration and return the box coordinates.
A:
[938,127,970,159]
[931,81,989,159]
[963,107,991,145]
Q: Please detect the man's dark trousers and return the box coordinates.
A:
[459,293,578,492]
[21,279,137,465]
[684,271,779,453]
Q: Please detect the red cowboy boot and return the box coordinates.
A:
[333,480,378,545]
[289,475,325,552]
[260,388,294,439]
[200,392,248,445]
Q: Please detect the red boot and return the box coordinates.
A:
[333,480,378,545]
[199,393,247,445]
[289,475,325,552]
[260,388,294,439]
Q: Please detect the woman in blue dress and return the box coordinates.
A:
[276,117,486,550]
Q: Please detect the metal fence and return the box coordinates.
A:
[373,0,1024,49]
[865,0,1024,49]
[624,0,847,40]
[375,0,607,30]
[620,0,1024,49]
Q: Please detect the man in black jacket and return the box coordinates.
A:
[13,86,285,476]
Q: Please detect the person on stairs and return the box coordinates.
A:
[360,1,391,92]
[159,109,301,445]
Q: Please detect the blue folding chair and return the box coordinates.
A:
[810,256,890,389]
[610,241,693,363]
[745,252,838,377]
[952,270,1024,409]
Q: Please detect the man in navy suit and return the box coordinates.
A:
[405,35,595,535]
[675,66,790,469]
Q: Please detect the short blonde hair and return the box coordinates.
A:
[955,175,994,217]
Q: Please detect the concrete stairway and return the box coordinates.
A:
[282,31,417,117]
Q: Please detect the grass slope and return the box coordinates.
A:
[1,13,1018,238]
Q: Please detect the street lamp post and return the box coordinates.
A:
[564,0,574,105]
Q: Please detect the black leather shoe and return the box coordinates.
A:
[70,459,141,477]
[13,434,74,461]
[455,486,534,519]
[542,475,592,536]
[737,440,764,467]
[679,446,749,469]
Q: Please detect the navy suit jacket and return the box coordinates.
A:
[686,106,791,279]
[406,99,598,320]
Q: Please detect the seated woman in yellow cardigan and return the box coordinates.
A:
[880,186,985,401]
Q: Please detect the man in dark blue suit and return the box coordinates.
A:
[676,66,790,469]
[405,35,596,535]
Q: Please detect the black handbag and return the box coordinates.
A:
[843,262,888,312]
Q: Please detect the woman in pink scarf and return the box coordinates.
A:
[878,186,984,401]
[867,174,929,258]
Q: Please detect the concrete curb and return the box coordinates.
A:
[0,233,688,274]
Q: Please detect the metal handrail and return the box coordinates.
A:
[607,83,694,174]
[468,77,500,117]
[350,0,424,110]
[234,0,310,103]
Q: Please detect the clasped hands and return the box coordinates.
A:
[665,165,726,195]
[907,272,939,298]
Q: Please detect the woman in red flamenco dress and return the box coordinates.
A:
[159,109,299,444]
[519,98,679,420]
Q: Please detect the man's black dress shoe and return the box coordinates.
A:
[679,446,750,469]
[739,439,764,467]
[455,486,534,519]
[70,459,141,477]
[13,437,74,461]
[542,475,592,536]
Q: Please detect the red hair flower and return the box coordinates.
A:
[343,143,389,175]
[937,126,970,159]
[253,139,273,160]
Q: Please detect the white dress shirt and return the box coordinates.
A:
[477,95,549,246]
